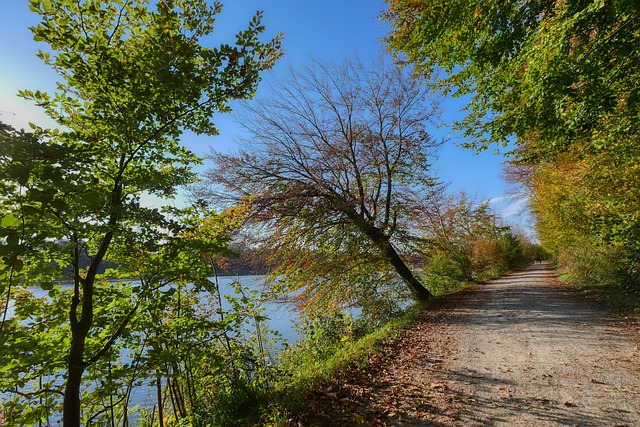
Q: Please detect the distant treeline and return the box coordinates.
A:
[55,241,267,278]
[214,251,270,277]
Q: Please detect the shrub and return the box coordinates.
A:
[423,252,467,295]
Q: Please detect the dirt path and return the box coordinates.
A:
[302,263,640,426]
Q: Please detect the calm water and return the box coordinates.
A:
[6,275,299,341]
[1,275,300,423]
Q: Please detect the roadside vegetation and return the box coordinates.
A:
[251,225,533,426]
[385,0,640,312]
[556,270,640,318]
[2,0,636,426]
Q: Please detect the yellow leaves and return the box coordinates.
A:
[532,136,640,259]
[219,204,249,227]
[162,21,172,35]
[180,206,247,243]
[239,193,260,209]
[471,236,500,271]
[201,208,243,236]
[128,242,155,271]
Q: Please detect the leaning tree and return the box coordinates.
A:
[203,57,443,310]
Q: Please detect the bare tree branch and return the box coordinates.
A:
[202,56,444,306]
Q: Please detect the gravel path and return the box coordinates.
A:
[302,263,640,426]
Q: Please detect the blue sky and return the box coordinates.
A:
[0,1,529,228]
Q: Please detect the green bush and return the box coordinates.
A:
[558,241,640,289]
[354,279,411,336]
[423,252,468,295]
[289,312,355,361]
[494,231,528,274]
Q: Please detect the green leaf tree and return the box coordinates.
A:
[0,0,281,425]
[384,0,640,158]
[385,0,640,290]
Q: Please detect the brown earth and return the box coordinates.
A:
[300,263,640,426]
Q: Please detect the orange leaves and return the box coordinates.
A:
[471,236,500,272]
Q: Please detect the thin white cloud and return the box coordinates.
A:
[501,196,529,218]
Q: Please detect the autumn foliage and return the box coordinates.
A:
[386,0,640,293]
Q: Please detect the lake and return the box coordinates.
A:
[6,275,299,341]
[1,275,300,424]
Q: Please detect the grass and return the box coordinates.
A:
[259,302,430,426]
[557,272,640,319]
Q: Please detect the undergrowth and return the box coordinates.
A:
[557,272,640,318]
[553,243,640,317]
[258,303,428,426]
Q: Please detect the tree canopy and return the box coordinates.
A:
[384,0,640,160]
[202,57,443,309]
[384,0,640,289]
[0,0,281,425]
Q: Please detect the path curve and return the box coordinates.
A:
[302,263,640,426]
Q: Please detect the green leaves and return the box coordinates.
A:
[386,0,640,158]
[40,281,54,291]
[2,0,282,424]
[42,0,54,14]
[1,213,20,228]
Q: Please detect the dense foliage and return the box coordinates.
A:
[420,193,529,295]
[0,0,281,425]
[385,0,640,291]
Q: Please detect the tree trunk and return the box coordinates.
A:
[64,326,87,427]
[156,372,165,427]
[372,233,433,302]
[343,205,433,302]
[63,182,120,426]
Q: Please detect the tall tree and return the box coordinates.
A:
[0,0,281,425]
[384,0,640,159]
[202,57,442,308]
[384,0,640,288]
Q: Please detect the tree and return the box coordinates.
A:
[419,193,522,286]
[384,0,640,290]
[202,57,442,308]
[0,0,281,425]
[384,0,640,159]
[526,151,639,288]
